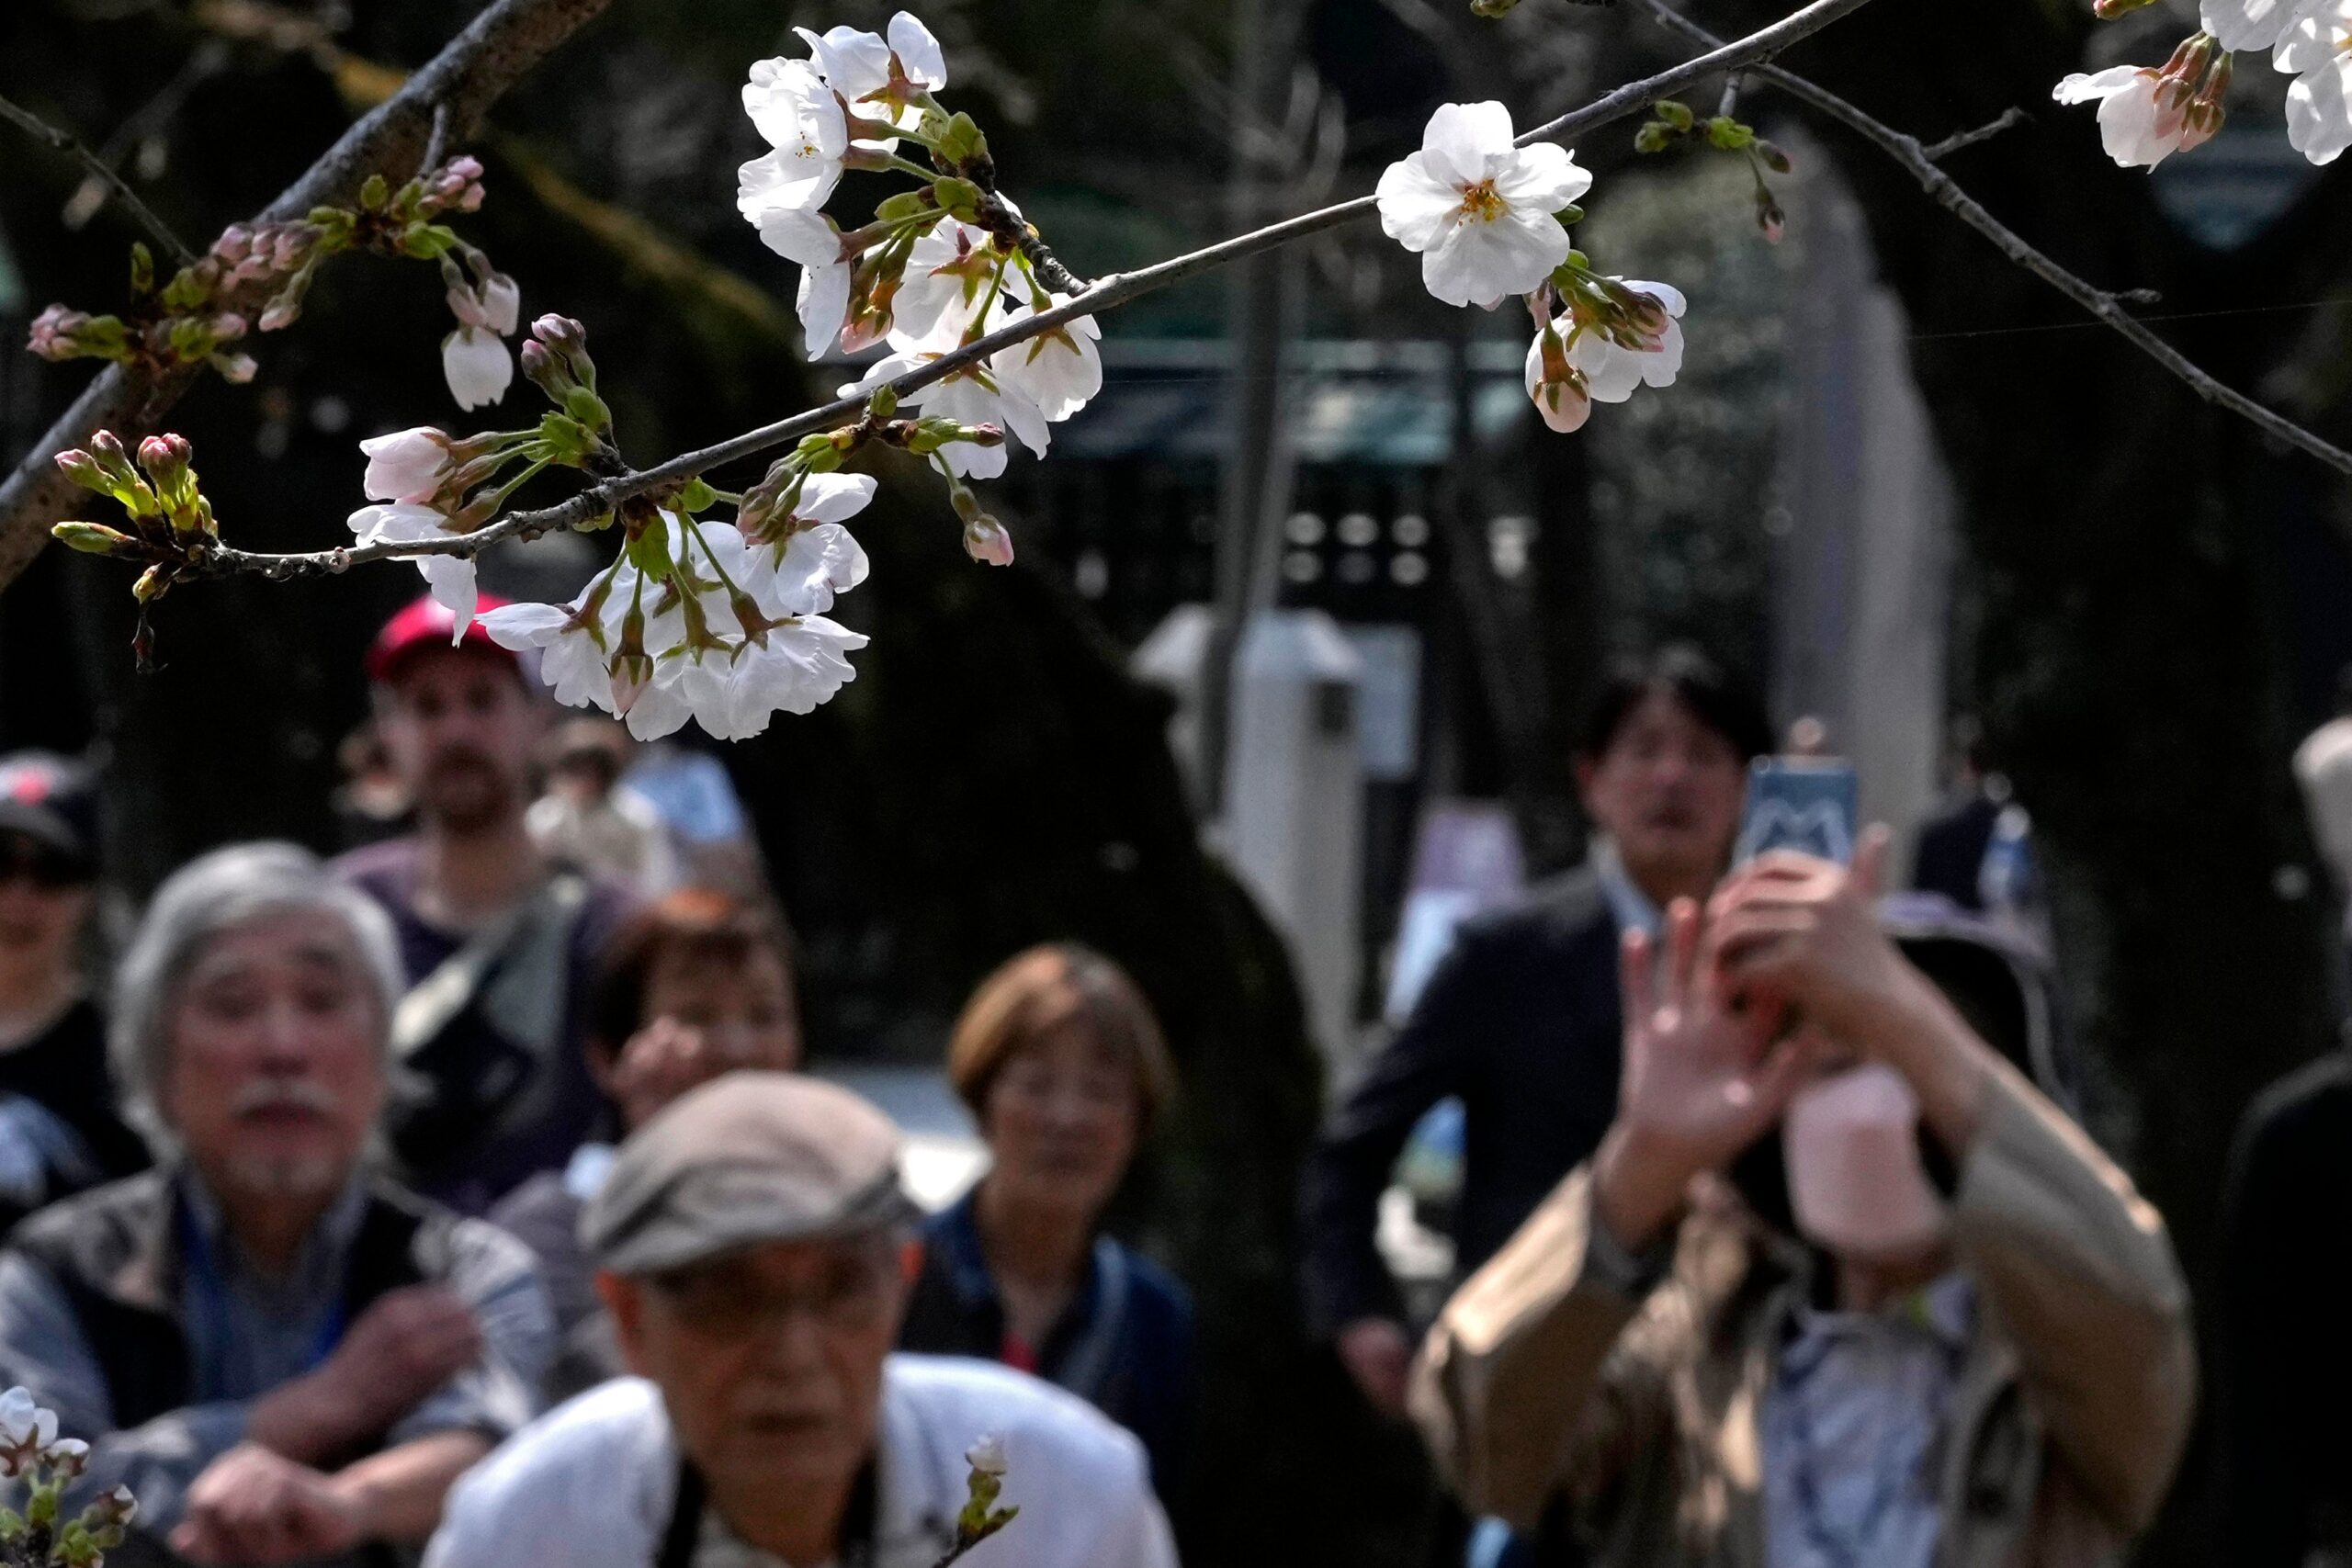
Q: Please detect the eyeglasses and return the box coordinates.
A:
[648,1248,897,1339]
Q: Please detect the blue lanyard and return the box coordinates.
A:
[175,1198,347,1380]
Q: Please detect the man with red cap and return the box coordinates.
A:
[337,596,635,1215]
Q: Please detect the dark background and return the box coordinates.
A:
[6,0,2352,1562]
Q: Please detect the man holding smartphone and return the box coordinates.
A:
[1301,646,1769,1418]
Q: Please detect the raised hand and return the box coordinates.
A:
[1703,828,1919,1043]
[1707,827,1993,1154]
[1592,898,1820,1251]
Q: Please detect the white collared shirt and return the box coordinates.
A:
[1591,837,1664,939]
[424,1355,1178,1568]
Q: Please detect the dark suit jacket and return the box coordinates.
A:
[1301,866,1624,1334]
[2217,1047,2352,1568]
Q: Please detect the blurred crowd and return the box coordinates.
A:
[0,603,2336,1568]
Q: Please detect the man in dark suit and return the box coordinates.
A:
[1302,647,1769,1417]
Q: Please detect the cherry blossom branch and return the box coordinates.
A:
[182,0,1888,579]
[0,0,616,593]
[0,91,198,267]
[1921,106,2029,162]
[1642,0,2352,479]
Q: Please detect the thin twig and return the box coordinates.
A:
[1640,0,2352,479]
[0,91,198,267]
[185,0,1887,579]
[63,41,231,235]
[1923,107,2030,162]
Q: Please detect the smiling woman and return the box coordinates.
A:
[899,944,1196,1499]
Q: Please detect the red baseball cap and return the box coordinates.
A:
[365,593,518,684]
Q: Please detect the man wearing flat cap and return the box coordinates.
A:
[425,1073,1178,1568]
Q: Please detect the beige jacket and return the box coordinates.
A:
[1410,1066,2194,1568]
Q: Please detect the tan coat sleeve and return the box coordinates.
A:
[1951,1064,2196,1536]
[1408,1166,1660,1531]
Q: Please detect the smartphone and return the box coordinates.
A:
[1734,757,1860,867]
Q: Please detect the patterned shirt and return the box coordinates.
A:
[1759,1273,1974,1568]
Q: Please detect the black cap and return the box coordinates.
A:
[0,754,98,878]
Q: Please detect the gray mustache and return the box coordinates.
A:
[230,1080,341,1116]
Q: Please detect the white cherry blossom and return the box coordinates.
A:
[1375,102,1590,309]
[2275,0,2352,70]
[716,616,868,737]
[739,58,850,220]
[2287,53,2352,160]
[2278,2,2352,162]
[992,300,1102,422]
[892,220,1002,346]
[796,13,947,141]
[480,588,614,712]
[625,649,736,741]
[757,209,854,355]
[441,276,518,411]
[350,502,478,631]
[0,1387,56,1454]
[1569,279,1687,403]
[2202,0,2314,51]
[358,427,452,503]
[442,330,511,409]
[2052,65,2207,167]
[740,471,876,616]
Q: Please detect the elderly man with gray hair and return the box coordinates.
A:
[0,842,554,1567]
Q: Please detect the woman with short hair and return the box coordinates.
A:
[899,943,1196,1500]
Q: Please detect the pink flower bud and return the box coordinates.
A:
[609,649,655,714]
[27,305,89,359]
[531,314,585,351]
[53,451,108,492]
[446,155,485,184]
[208,312,249,343]
[963,517,1015,567]
[210,225,253,262]
[138,433,191,474]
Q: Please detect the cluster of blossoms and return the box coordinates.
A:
[2059,0,2352,166]
[1374,100,1691,434]
[0,1388,137,1568]
[26,157,517,406]
[736,12,1103,507]
[426,7,1098,741]
[40,14,1719,745]
[350,313,618,628]
[475,430,885,742]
